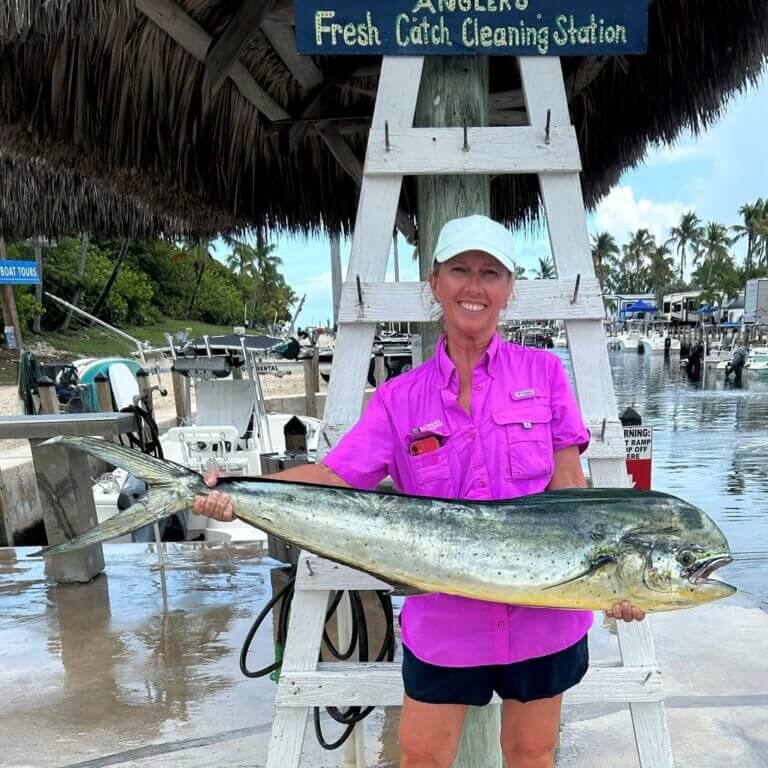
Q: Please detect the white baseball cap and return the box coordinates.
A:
[432,215,516,274]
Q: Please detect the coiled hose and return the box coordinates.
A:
[239,568,396,750]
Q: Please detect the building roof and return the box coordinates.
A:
[0,0,766,240]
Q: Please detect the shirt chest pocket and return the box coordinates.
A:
[405,432,454,498]
[492,402,554,481]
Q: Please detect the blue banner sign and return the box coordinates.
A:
[0,260,40,285]
[296,0,647,56]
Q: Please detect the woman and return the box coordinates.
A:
[194,214,644,768]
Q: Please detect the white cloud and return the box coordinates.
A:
[642,143,709,168]
[592,186,692,244]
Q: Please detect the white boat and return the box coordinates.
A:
[638,332,681,354]
[615,322,644,352]
[747,347,768,375]
[92,346,320,544]
[551,328,568,348]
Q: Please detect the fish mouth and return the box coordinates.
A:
[686,554,733,585]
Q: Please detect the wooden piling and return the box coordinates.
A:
[37,376,59,415]
[374,350,387,387]
[414,55,502,768]
[304,349,320,418]
[94,373,113,412]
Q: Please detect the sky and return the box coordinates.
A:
[213,71,767,329]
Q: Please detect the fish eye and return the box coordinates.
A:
[679,551,696,567]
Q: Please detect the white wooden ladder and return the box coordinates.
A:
[266,55,673,768]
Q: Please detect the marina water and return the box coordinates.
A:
[560,348,768,611]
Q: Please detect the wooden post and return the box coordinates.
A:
[33,238,43,334]
[304,349,320,418]
[330,235,342,328]
[37,377,59,415]
[415,57,490,362]
[171,370,190,426]
[94,373,113,412]
[0,236,24,360]
[374,350,387,387]
[415,56,501,768]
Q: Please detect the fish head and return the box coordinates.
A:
[616,500,736,609]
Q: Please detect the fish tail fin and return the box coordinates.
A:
[40,435,193,484]
[31,436,206,557]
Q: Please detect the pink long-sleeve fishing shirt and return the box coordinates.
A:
[324,333,593,667]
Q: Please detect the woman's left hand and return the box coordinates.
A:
[605,601,645,622]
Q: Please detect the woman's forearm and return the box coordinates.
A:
[264,461,351,487]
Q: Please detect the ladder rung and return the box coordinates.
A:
[275,662,664,707]
[338,278,602,323]
[365,126,581,176]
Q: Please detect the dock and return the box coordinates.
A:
[1,543,766,767]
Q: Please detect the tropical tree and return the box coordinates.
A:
[185,240,214,315]
[590,232,620,292]
[515,265,527,280]
[533,256,555,279]
[732,199,768,276]
[669,211,703,281]
[225,240,258,276]
[647,242,676,301]
[692,222,738,309]
[90,239,130,319]
[59,232,89,331]
[618,229,655,292]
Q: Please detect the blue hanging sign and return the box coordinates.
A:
[0,260,41,285]
[296,0,648,56]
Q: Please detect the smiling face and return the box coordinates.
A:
[429,250,513,340]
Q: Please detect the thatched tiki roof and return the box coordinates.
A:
[0,0,766,240]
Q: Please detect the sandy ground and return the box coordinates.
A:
[0,365,326,450]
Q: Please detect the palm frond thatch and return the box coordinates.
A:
[0,0,765,241]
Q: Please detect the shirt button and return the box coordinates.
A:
[478,479,487,488]
[468,430,477,440]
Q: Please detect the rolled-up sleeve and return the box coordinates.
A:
[323,388,395,490]
[549,355,590,454]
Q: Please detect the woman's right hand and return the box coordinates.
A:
[192,469,234,522]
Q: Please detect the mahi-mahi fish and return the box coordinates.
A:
[34,436,736,612]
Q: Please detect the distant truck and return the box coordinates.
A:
[744,279,768,325]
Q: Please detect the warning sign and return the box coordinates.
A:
[624,425,652,490]
[623,425,652,459]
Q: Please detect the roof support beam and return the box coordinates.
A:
[262,20,323,89]
[136,0,288,121]
[205,0,273,95]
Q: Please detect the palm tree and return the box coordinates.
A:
[590,232,619,292]
[699,222,733,280]
[90,239,130,319]
[533,256,555,279]
[186,240,214,315]
[59,232,89,332]
[669,211,703,281]
[514,265,527,280]
[647,243,676,300]
[732,199,768,276]
[225,241,257,276]
[621,229,655,292]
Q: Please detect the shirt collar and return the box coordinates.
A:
[436,332,501,389]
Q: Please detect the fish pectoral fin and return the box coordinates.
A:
[387,581,427,597]
[542,554,616,591]
[29,489,180,558]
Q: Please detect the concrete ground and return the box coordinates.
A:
[1,543,766,768]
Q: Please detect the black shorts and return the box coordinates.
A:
[402,636,589,706]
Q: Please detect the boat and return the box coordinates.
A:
[551,328,568,348]
[614,321,644,352]
[638,326,681,354]
[746,346,768,375]
[92,340,321,544]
